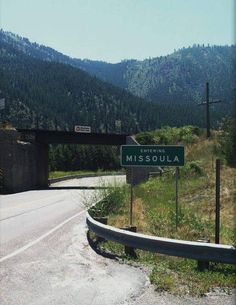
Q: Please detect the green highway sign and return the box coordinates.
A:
[121,145,185,167]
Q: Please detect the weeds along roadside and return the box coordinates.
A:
[87,127,236,297]
[88,171,236,297]
[49,169,124,179]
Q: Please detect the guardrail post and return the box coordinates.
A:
[93,217,108,243]
[122,226,137,258]
[197,238,210,271]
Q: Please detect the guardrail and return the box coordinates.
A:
[86,212,236,264]
[49,172,125,184]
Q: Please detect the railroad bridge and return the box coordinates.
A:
[0,129,154,193]
[17,129,127,145]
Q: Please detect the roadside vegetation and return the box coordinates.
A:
[49,170,95,179]
[49,169,123,179]
[89,124,236,297]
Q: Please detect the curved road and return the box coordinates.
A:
[0,176,234,305]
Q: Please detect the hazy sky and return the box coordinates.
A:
[0,0,234,63]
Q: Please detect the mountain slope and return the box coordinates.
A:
[0,37,193,132]
[1,30,234,106]
[0,30,233,132]
[0,30,130,89]
[123,46,235,104]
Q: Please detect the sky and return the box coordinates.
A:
[0,0,234,63]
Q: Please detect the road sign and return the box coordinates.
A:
[115,120,121,128]
[0,98,5,110]
[121,145,185,167]
[74,125,91,133]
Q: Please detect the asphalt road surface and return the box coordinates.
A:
[0,175,235,305]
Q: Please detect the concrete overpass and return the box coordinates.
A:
[0,128,159,193]
[16,129,127,145]
[0,128,129,193]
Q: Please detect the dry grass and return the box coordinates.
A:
[98,133,236,296]
[108,136,236,244]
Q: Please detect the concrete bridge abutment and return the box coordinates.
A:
[0,129,48,193]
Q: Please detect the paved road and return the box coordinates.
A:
[0,175,234,305]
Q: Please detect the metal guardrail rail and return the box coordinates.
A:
[86,212,236,264]
[49,172,125,184]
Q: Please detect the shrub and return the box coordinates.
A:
[136,126,200,146]
[181,161,204,177]
[181,133,198,144]
[135,132,156,144]
[89,184,128,217]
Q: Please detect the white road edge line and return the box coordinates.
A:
[0,210,85,263]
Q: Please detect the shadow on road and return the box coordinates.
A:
[45,186,111,190]
[87,230,123,261]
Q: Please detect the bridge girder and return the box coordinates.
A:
[17,129,128,145]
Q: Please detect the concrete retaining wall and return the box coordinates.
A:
[0,130,48,193]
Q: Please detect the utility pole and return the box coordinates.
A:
[105,104,108,133]
[206,82,210,138]
[215,159,221,244]
[198,82,223,138]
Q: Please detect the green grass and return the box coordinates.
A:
[148,256,236,297]
[49,169,123,179]
[90,133,236,296]
[88,183,129,218]
[49,170,94,179]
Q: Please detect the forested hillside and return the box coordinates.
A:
[1,30,234,107]
[74,46,235,107]
[0,39,164,132]
[0,30,233,131]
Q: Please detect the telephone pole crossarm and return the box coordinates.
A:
[198,82,223,138]
[198,100,223,106]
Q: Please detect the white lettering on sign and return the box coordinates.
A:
[140,148,165,153]
[174,156,179,162]
[125,155,181,164]
[138,156,143,162]
[126,156,133,162]
[74,125,91,133]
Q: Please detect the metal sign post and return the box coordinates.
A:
[215,159,221,244]
[175,167,180,229]
[130,178,134,226]
[128,168,134,226]
[121,145,185,228]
